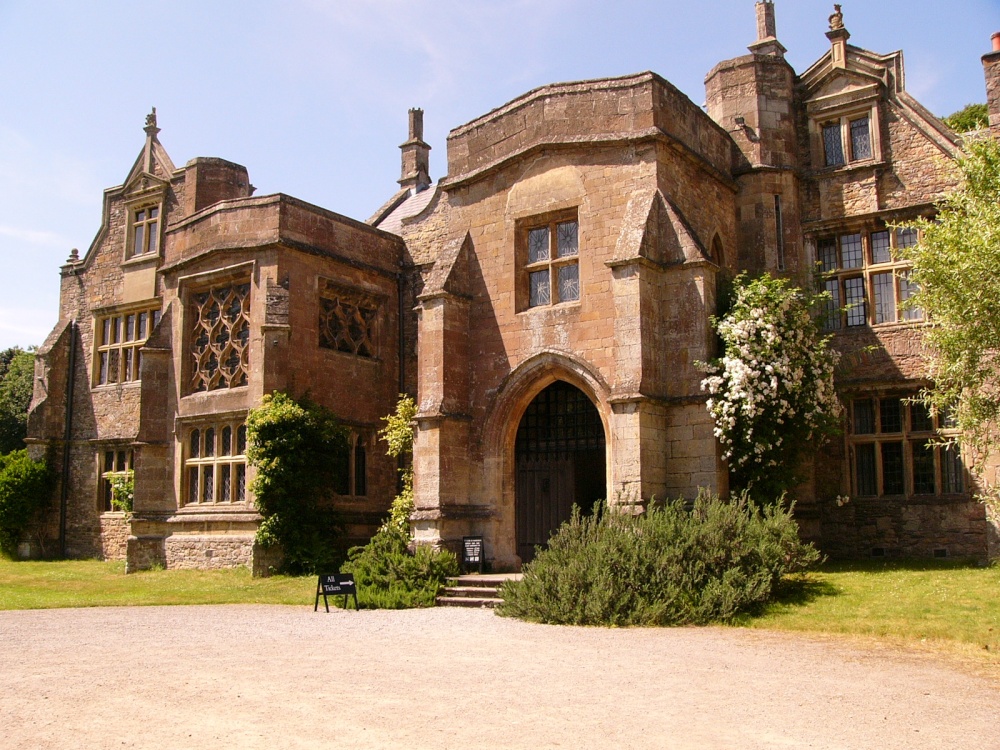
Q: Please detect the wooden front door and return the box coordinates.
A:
[514,381,605,564]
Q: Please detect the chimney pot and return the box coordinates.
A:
[992,32,1000,52]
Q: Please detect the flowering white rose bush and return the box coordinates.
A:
[701,273,841,502]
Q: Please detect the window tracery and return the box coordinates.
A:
[190,282,251,392]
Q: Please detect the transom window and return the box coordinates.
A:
[95,306,161,386]
[524,217,579,308]
[129,205,160,257]
[190,282,251,392]
[822,114,873,167]
[184,421,248,505]
[99,448,133,512]
[848,395,964,498]
[318,282,379,358]
[819,227,921,330]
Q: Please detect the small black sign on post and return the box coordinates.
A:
[314,572,359,612]
[462,535,484,574]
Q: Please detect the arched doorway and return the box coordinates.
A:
[514,380,606,563]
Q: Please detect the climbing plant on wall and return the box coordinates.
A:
[246,392,349,574]
[701,273,841,503]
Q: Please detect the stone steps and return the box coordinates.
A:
[436,573,521,609]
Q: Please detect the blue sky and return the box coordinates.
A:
[0,0,997,350]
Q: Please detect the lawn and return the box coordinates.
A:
[736,559,1000,663]
[0,558,315,609]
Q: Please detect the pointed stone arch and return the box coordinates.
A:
[479,351,612,567]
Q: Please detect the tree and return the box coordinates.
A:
[0,349,35,455]
[943,103,989,134]
[701,273,841,503]
[0,450,51,557]
[897,137,1000,470]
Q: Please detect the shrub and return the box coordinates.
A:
[342,525,458,608]
[0,450,52,557]
[246,393,350,574]
[339,395,458,608]
[496,490,820,626]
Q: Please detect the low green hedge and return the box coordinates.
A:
[497,491,820,626]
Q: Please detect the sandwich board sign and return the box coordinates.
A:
[314,572,359,612]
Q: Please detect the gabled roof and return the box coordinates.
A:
[799,43,960,158]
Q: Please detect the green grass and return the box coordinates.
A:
[735,559,1000,662]
[2,558,999,667]
[0,558,315,609]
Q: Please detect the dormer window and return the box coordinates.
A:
[823,115,872,167]
[129,205,160,257]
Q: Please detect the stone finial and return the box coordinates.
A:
[829,4,844,31]
[825,3,850,68]
[144,107,160,137]
[67,248,79,263]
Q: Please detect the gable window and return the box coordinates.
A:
[821,114,874,168]
[848,395,965,498]
[94,306,161,386]
[184,421,248,505]
[523,215,579,309]
[190,282,251,392]
[819,227,923,331]
[318,282,379,358]
[129,205,160,257]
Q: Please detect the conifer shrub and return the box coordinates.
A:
[340,395,458,608]
[342,525,457,608]
[496,490,820,626]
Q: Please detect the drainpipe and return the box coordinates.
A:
[58,319,77,558]
[397,271,406,395]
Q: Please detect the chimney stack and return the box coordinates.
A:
[983,34,1000,131]
[399,108,431,192]
[748,1,786,58]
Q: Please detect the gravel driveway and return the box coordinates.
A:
[0,605,996,750]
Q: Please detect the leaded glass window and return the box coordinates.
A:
[95,306,161,386]
[850,117,872,160]
[183,419,248,505]
[130,205,160,257]
[524,216,580,308]
[817,228,923,328]
[847,394,967,499]
[823,123,845,167]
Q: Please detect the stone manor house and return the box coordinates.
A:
[26,3,1000,570]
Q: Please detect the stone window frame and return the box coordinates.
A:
[97,446,133,513]
[182,416,249,506]
[517,210,581,311]
[846,393,966,499]
[808,99,882,172]
[92,304,162,387]
[817,226,922,331]
[334,430,369,498]
[126,201,162,259]
[179,264,254,395]
[317,280,383,360]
